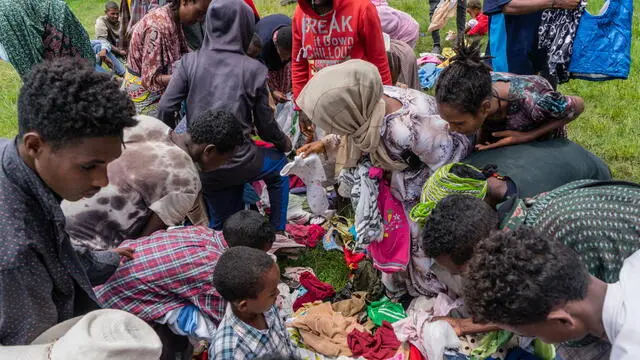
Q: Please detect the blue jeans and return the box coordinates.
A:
[91,40,125,76]
[204,147,289,231]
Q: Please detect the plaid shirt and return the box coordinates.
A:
[209,305,298,359]
[95,226,227,325]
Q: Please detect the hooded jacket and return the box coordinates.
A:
[158,0,289,188]
[291,0,392,101]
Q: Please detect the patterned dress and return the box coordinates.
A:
[123,5,189,116]
[502,180,640,283]
[0,0,94,78]
[485,72,579,139]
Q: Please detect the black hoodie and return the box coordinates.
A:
[159,0,289,188]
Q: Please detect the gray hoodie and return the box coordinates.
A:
[159,0,289,188]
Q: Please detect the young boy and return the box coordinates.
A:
[97,210,276,339]
[159,0,292,232]
[0,58,137,345]
[464,227,639,360]
[96,210,281,357]
[210,247,298,359]
[465,0,488,36]
[171,109,290,232]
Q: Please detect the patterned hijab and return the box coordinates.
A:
[409,163,488,223]
[297,59,407,172]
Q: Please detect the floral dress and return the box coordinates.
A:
[124,5,189,116]
[485,72,578,139]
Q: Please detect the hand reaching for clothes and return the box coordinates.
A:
[431,316,464,337]
[475,130,534,151]
[296,140,325,158]
[110,247,135,261]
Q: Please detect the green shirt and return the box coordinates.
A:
[501,180,640,283]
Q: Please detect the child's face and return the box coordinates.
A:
[246,264,281,314]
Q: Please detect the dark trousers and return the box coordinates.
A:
[428,0,467,47]
[204,147,289,231]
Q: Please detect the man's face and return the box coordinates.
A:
[106,8,120,24]
[435,255,467,275]
[26,134,123,201]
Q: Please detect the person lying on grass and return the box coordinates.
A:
[435,40,584,150]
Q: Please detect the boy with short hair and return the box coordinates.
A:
[97,210,277,328]
[210,247,298,359]
[464,227,639,360]
[0,58,137,345]
[171,109,290,232]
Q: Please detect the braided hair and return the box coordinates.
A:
[435,39,493,115]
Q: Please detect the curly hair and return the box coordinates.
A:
[463,227,590,325]
[187,109,245,153]
[223,210,276,250]
[435,39,492,115]
[422,194,498,264]
[18,58,137,149]
[213,246,276,302]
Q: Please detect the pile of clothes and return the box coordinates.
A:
[274,260,554,360]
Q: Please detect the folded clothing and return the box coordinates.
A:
[286,223,326,247]
[293,272,336,311]
[367,297,407,326]
[288,302,365,357]
[348,320,401,360]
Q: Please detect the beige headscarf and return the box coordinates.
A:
[297,59,408,172]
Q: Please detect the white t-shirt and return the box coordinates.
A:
[602,250,640,360]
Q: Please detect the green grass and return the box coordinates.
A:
[0,0,637,286]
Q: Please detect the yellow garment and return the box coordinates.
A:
[297,59,407,173]
[288,302,367,357]
[438,47,457,68]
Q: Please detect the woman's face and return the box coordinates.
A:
[179,0,211,25]
[437,102,487,135]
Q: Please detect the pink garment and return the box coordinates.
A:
[417,54,443,66]
[371,0,419,48]
[368,179,410,273]
[286,224,326,247]
[269,234,306,254]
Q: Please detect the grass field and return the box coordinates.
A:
[0,0,637,286]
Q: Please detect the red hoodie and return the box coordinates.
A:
[291,0,392,101]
